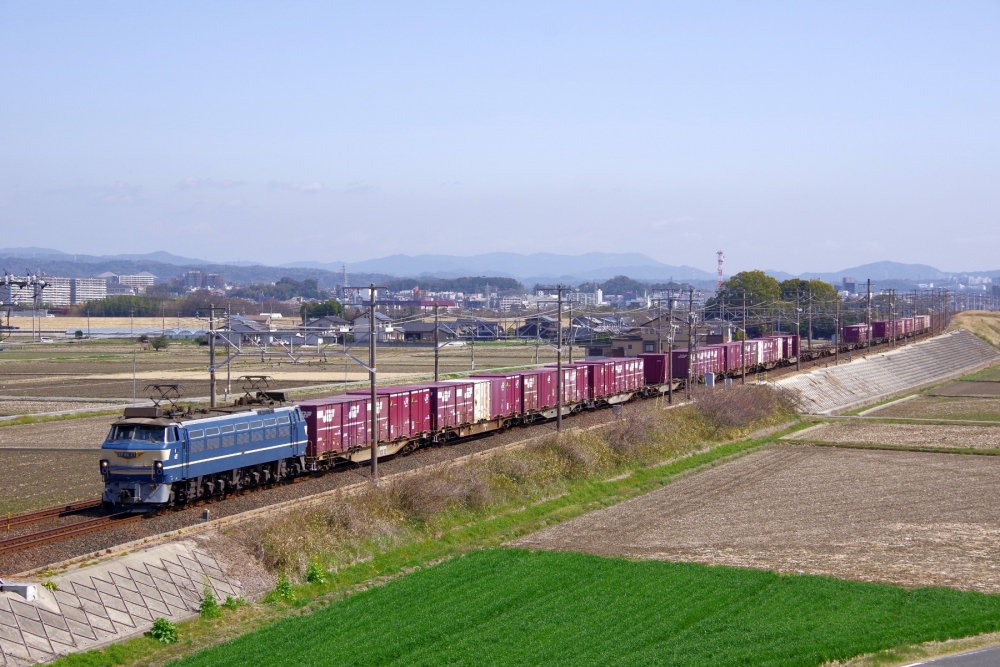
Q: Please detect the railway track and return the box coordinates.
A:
[0,333,936,563]
[3,499,104,531]
[0,513,145,555]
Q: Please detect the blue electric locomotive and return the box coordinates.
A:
[100,401,308,506]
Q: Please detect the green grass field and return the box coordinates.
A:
[961,364,1000,382]
[171,549,1000,667]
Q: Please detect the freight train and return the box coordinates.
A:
[99,316,929,507]
[99,335,805,506]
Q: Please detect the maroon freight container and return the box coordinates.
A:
[545,364,590,403]
[576,360,614,398]
[638,353,670,385]
[348,385,432,440]
[426,381,473,429]
[298,397,344,457]
[519,368,558,411]
[757,338,780,364]
[718,342,743,372]
[470,373,524,416]
[299,394,371,455]
[871,321,891,338]
[622,358,644,391]
[671,347,724,379]
[842,324,869,344]
[578,360,608,398]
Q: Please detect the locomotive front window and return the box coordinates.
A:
[107,425,167,443]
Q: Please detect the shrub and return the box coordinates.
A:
[42,580,58,592]
[199,586,221,619]
[147,617,178,644]
[150,335,169,351]
[73,330,83,339]
[306,561,328,585]
[693,384,794,432]
[222,595,246,610]
[264,577,295,604]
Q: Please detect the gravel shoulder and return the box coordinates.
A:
[510,445,1000,593]
[785,421,1000,450]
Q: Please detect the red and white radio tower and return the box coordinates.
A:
[716,250,725,290]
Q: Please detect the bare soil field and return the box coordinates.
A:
[786,421,1000,450]
[0,414,112,449]
[0,336,562,398]
[929,381,1000,397]
[0,450,103,515]
[0,399,124,415]
[511,445,1000,593]
[872,396,1000,421]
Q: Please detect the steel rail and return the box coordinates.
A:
[3,499,104,531]
[0,513,145,555]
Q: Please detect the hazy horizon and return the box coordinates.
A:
[2,2,998,274]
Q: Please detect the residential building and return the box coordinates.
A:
[352,312,401,343]
[118,272,157,291]
[70,278,107,304]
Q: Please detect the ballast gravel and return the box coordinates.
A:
[0,399,652,576]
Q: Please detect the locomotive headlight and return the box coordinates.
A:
[100,459,109,476]
[153,460,163,476]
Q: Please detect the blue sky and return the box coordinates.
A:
[1,2,998,273]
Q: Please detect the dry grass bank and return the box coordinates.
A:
[951,311,1000,348]
[226,385,795,579]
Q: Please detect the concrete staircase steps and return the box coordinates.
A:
[776,330,1000,415]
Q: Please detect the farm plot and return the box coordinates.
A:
[0,450,103,515]
[0,399,121,416]
[171,549,1000,667]
[0,414,114,449]
[873,396,1000,421]
[511,445,1000,593]
[786,421,1000,450]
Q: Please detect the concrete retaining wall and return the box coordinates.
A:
[776,330,1000,415]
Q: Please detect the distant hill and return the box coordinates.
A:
[3,247,998,289]
[285,252,715,283]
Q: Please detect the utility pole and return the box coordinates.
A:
[835,295,840,365]
[556,285,563,432]
[889,289,895,348]
[209,304,216,408]
[742,291,747,385]
[368,284,378,481]
[807,290,813,351]
[686,288,694,400]
[866,279,872,355]
[795,293,801,372]
[433,304,440,382]
[667,296,674,403]
[568,301,574,364]
[656,298,662,354]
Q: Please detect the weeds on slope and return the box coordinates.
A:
[234,385,795,579]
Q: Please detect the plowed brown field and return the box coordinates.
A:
[511,445,1000,593]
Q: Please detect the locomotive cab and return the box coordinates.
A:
[100,416,182,506]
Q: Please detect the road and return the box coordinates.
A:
[908,645,1000,666]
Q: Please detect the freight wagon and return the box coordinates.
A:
[671,347,724,380]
